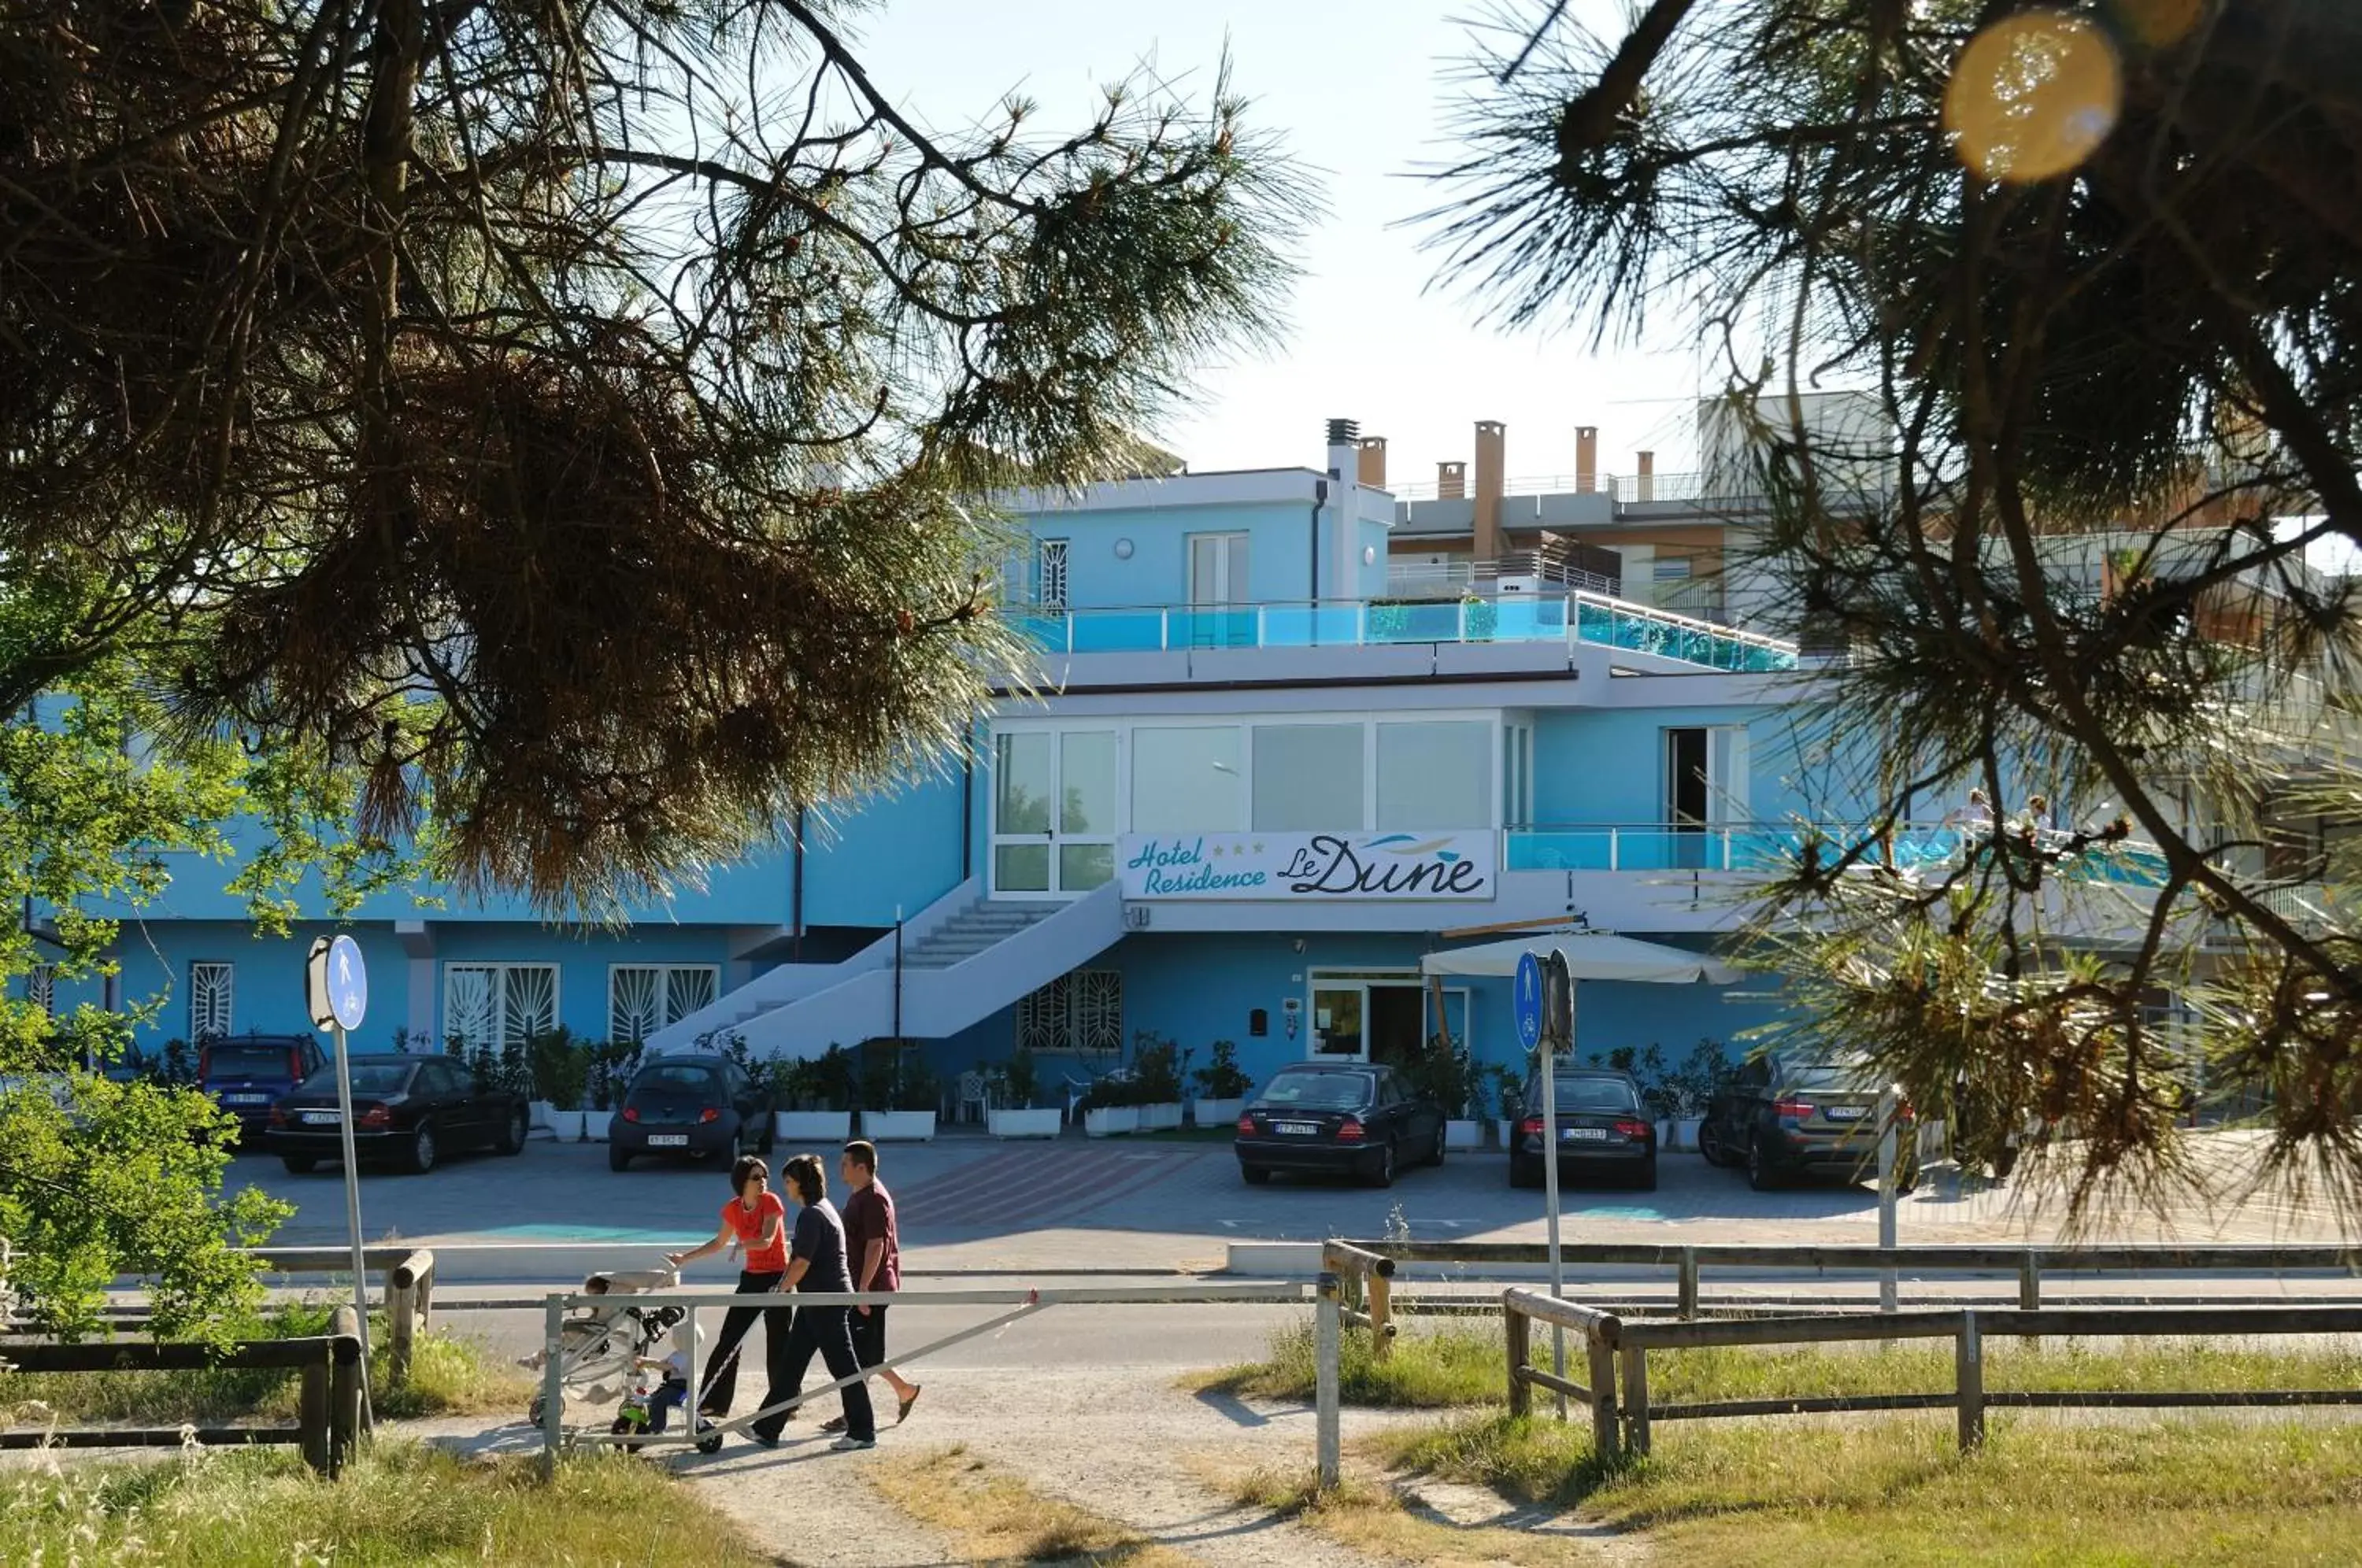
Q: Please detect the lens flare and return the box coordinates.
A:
[1944,11,2124,184]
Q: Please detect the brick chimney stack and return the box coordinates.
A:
[1473,420,1506,562]
[1437,461,1466,501]
[1575,427,1598,494]
[1357,436,1387,488]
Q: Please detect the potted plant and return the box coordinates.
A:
[1130,1032,1185,1130]
[587,1039,642,1141]
[857,1041,939,1141]
[1079,1074,1140,1138]
[1491,1064,1526,1148]
[1663,1037,1733,1151]
[990,1045,1061,1138]
[535,1030,590,1141]
[1190,1040,1251,1129]
[775,1044,856,1141]
[1441,1038,1486,1151]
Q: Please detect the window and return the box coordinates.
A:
[1251,723,1364,832]
[443,963,559,1050]
[1014,969,1122,1054]
[1504,723,1534,827]
[1131,726,1244,833]
[609,965,720,1044]
[24,963,55,1018]
[1375,720,1491,829]
[190,961,234,1041]
[1187,532,1249,605]
[1037,538,1069,611]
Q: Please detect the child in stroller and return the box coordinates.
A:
[524,1266,721,1451]
[613,1312,714,1454]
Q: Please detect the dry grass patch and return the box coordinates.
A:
[865,1443,1194,1565]
[1210,1459,1628,1567]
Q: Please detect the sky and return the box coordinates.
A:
[842,0,1707,488]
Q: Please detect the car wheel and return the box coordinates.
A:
[280,1154,319,1175]
[1241,1164,1272,1186]
[1364,1139,1397,1189]
[1429,1124,1448,1167]
[1746,1133,1779,1192]
[757,1115,775,1154]
[405,1122,439,1176]
[1894,1155,1920,1196]
[1509,1155,1540,1190]
[609,1144,634,1173]
[1992,1145,2020,1182]
[1637,1153,1660,1193]
[496,1106,528,1156]
[1697,1120,1734,1168]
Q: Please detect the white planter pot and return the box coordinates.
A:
[1446,1119,1483,1151]
[988,1107,1063,1140]
[859,1110,937,1142]
[587,1111,613,1142]
[1139,1101,1183,1131]
[1672,1118,1701,1152]
[529,1100,556,1130]
[1191,1097,1244,1130]
[1494,1117,1525,1148]
[1083,1105,1139,1138]
[547,1109,588,1141]
[775,1110,853,1142]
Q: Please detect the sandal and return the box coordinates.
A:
[897,1386,922,1426]
[820,1415,847,1434]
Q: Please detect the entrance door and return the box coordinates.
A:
[991,729,1120,897]
[1187,532,1251,648]
[1309,983,1364,1060]
[1308,974,1468,1064]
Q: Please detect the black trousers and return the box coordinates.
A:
[698,1270,789,1416]
[756,1303,876,1442]
[849,1303,890,1370]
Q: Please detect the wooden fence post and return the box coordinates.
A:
[1587,1328,1621,1463]
[1620,1342,1651,1456]
[1677,1247,1699,1320]
[1956,1309,1986,1452]
[1368,1270,1394,1362]
[385,1278,414,1386]
[1505,1297,1532,1418]
[326,1309,364,1477]
[298,1344,331,1476]
[1315,1272,1342,1489]
[2018,1252,2041,1312]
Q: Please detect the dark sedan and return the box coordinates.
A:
[1700,1052,1919,1193]
[265,1055,528,1175]
[1234,1062,1446,1189]
[1509,1069,1657,1191]
[609,1056,772,1172]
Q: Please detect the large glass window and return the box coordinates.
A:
[1376,721,1492,829]
[1131,727,1244,832]
[443,963,558,1051]
[1251,723,1365,832]
[609,965,720,1043]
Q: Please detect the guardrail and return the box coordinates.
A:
[0,1305,366,1475]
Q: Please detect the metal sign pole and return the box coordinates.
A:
[1878,1085,1899,1313]
[1542,952,1570,1419]
[330,1019,372,1363]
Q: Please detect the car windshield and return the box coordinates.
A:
[302,1063,416,1096]
[1545,1076,1640,1112]
[1257,1072,1370,1111]
[205,1045,294,1077]
[633,1064,724,1095]
[1790,1063,1872,1093]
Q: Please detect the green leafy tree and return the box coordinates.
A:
[1434,0,2362,1212]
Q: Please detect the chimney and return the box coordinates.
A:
[1324,416,1360,486]
[1473,420,1505,561]
[1437,461,1466,501]
[1575,427,1598,494]
[1357,436,1387,489]
[1637,449,1655,502]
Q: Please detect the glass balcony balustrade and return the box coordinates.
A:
[1011,591,1798,675]
[1501,822,2179,880]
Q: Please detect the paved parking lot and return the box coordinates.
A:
[233,1125,2345,1273]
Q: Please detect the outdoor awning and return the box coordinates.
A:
[1420,931,1742,986]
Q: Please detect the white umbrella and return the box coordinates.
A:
[1420,930,1742,985]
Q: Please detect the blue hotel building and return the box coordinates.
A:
[39,398,2048,1096]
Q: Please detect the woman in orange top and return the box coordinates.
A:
[668,1154,791,1422]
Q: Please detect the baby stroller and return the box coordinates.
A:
[525,1268,724,1454]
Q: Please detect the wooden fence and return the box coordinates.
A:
[0,1305,367,1476]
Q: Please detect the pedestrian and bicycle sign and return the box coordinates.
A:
[1513,950,1543,1052]
[306,934,368,1033]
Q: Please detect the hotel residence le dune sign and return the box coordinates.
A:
[1118,832,1496,902]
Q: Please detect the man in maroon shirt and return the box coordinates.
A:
[831,1140,921,1429]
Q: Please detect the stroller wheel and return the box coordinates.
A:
[695,1418,724,1456]
[528,1395,546,1426]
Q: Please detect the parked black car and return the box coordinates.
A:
[265,1054,529,1174]
[1234,1062,1446,1189]
[1509,1068,1657,1191]
[1699,1051,1918,1192]
[200,1033,327,1142]
[609,1056,772,1172]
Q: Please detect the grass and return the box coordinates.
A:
[1213,1461,1610,1568]
[1197,1311,2362,1411]
[1360,1411,2362,1566]
[0,1439,772,1566]
[865,1443,1191,1565]
[0,1306,535,1429]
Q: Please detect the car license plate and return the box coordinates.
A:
[300,1111,339,1126]
[1274,1122,1317,1137]
[648,1133,690,1147]
[225,1093,267,1105]
[1563,1126,1609,1141]
[1825,1105,1868,1121]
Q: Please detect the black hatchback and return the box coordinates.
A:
[1509,1069,1657,1191]
[200,1034,326,1143]
[609,1056,772,1171]
[1235,1062,1446,1189]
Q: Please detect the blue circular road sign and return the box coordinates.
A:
[326,934,368,1032]
[1513,950,1543,1052]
